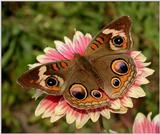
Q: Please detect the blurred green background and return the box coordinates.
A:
[2,2,159,133]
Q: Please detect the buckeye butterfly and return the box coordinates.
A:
[17,16,137,110]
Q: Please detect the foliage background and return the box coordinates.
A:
[2,2,159,133]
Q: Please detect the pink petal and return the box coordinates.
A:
[133,112,158,133]
[73,31,84,55]
[73,31,91,55]
[128,51,141,59]
[66,107,77,124]
[85,33,92,40]
[37,47,66,63]
[64,36,76,54]
[153,113,160,133]
[36,31,92,64]
[42,101,58,118]
[110,99,121,110]
[89,111,100,122]
[127,86,146,98]
[135,53,147,62]
[55,40,75,59]
[135,76,149,85]
[100,108,110,119]
[35,96,61,117]
[75,110,90,129]
[50,112,65,123]
[110,106,128,114]
[54,98,69,115]
[44,47,66,59]
[139,68,155,78]
[120,96,133,108]
[135,61,151,68]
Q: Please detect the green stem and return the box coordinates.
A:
[95,116,107,133]
[99,116,105,132]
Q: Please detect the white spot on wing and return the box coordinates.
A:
[102,28,126,37]
[39,66,47,78]
[37,66,48,87]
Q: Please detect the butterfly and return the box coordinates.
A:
[17,16,137,110]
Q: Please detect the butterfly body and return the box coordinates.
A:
[18,16,137,110]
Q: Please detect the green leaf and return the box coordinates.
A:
[2,39,16,68]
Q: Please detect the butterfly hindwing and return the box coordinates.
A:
[91,53,137,99]
[62,63,111,109]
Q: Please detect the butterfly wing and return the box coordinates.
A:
[62,64,111,109]
[85,16,132,58]
[17,60,75,96]
[84,16,136,99]
[91,53,137,99]
[18,58,110,109]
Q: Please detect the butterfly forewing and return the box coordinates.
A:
[17,60,74,95]
[84,16,132,58]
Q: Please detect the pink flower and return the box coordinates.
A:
[133,112,160,133]
[29,30,154,129]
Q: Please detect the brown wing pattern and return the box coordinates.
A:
[91,54,137,99]
[17,60,74,96]
[85,16,132,58]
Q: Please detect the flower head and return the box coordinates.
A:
[29,30,154,129]
[109,112,160,133]
[133,112,160,133]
